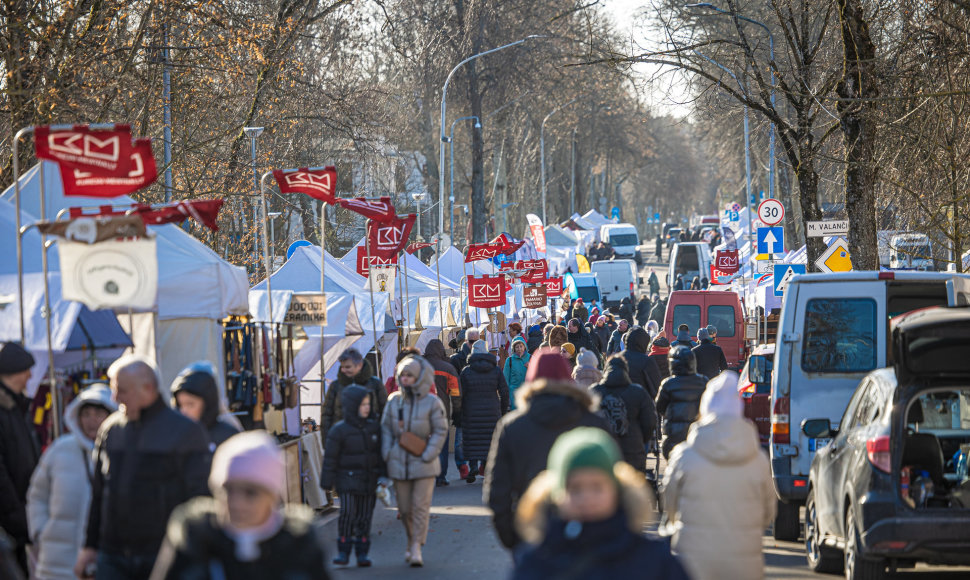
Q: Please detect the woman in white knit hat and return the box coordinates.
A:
[150,431,331,579]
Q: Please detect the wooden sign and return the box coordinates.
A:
[522,284,548,309]
[283,293,327,325]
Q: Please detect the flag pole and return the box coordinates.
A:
[363,226,383,382]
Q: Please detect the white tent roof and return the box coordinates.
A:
[582,209,615,226]
[1,162,249,320]
[253,245,365,294]
[432,246,494,280]
[340,244,458,298]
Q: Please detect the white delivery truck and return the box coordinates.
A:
[590,259,639,308]
[889,232,934,270]
[599,223,642,265]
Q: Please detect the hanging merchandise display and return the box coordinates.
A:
[58,237,159,310]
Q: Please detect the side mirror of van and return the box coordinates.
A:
[801,418,835,439]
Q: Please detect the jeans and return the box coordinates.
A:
[437,428,450,481]
[96,551,157,580]
[454,427,466,467]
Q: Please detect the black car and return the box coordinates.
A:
[803,307,970,579]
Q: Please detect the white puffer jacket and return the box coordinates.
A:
[27,385,117,580]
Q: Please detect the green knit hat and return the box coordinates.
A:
[547,427,621,495]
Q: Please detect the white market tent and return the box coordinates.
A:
[0,162,249,394]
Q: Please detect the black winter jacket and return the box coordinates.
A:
[692,340,728,381]
[620,327,662,399]
[171,369,241,450]
[450,343,471,374]
[459,353,509,462]
[484,379,608,549]
[513,511,689,580]
[590,325,612,356]
[525,327,544,354]
[590,360,657,472]
[655,358,708,456]
[617,300,634,326]
[320,386,384,495]
[86,397,211,556]
[151,498,331,580]
[0,382,40,545]
[424,339,461,422]
[636,298,651,326]
[649,299,666,325]
[568,325,597,356]
[606,328,627,354]
[321,360,387,435]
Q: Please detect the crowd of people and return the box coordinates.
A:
[0,285,772,578]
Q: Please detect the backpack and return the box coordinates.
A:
[599,391,630,437]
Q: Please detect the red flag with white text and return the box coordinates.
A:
[273,167,337,203]
[491,233,525,256]
[36,124,133,176]
[61,138,157,197]
[406,242,434,254]
[542,276,563,296]
[465,242,504,263]
[339,196,396,223]
[366,214,416,259]
[355,250,398,277]
[67,199,224,231]
[467,275,507,308]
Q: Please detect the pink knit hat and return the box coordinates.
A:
[209,431,286,499]
[525,348,573,382]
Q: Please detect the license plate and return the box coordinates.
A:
[809,438,831,452]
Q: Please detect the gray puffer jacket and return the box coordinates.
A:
[381,356,449,481]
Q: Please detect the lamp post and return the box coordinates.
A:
[268,211,282,269]
[686,2,775,200]
[448,116,481,244]
[243,127,264,273]
[412,192,427,241]
[541,97,580,225]
[438,35,545,253]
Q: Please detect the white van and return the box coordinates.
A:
[768,271,970,541]
[599,223,641,264]
[667,242,712,289]
[590,259,639,308]
[889,232,934,270]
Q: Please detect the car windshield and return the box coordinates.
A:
[610,233,639,246]
[673,304,701,334]
[577,285,599,303]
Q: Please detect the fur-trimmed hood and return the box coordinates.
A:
[514,378,598,413]
[514,461,656,545]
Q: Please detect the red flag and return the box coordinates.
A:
[406,242,434,254]
[365,214,416,259]
[465,242,504,263]
[542,276,563,296]
[355,250,398,277]
[714,249,740,274]
[61,138,157,197]
[36,124,133,176]
[273,167,337,203]
[491,233,525,255]
[69,200,225,231]
[467,275,507,308]
[338,196,396,222]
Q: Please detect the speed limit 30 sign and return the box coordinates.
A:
[757,198,785,226]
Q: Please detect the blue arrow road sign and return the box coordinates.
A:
[654,212,661,221]
[773,263,806,296]
[611,207,620,219]
[757,226,785,254]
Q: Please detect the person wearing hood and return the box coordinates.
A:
[512,428,689,580]
[321,348,388,435]
[320,386,385,567]
[459,341,509,484]
[589,316,612,354]
[484,350,609,551]
[0,342,40,575]
[503,336,531,411]
[570,299,589,324]
[635,295,652,327]
[648,270,661,298]
[619,327,662,400]
[655,346,708,459]
[691,328,728,381]
[606,319,628,355]
[590,356,657,472]
[649,335,672,380]
[669,324,697,349]
[384,347,423,395]
[617,297,634,327]
[672,274,684,291]
[649,295,667,326]
[27,385,117,580]
[423,340,461,487]
[525,322,545,354]
[150,432,331,580]
[571,348,602,389]
[566,318,597,358]
[381,355,448,567]
[171,362,241,451]
[662,372,774,580]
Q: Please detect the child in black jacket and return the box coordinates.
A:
[320,384,386,567]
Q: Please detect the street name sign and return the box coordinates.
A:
[806,220,850,238]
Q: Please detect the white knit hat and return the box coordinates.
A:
[700,371,742,420]
[209,431,286,499]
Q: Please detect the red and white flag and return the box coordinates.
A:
[355,251,397,277]
[406,242,434,254]
[715,249,740,274]
[338,196,396,223]
[61,138,157,198]
[36,124,133,176]
[273,167,337,203]
[491,233,525,256]
[542,276,563,296]
[465,242,504,263]
[366,214,416,259]
[526,214,546,253]
[68,199,225,231]
[467,275,507,308]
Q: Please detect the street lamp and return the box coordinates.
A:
[243,126,264,273]
[686,2,775,200]
[438,35,546,252]
[541,97,580,225]
[447,116,481,245]
[412,192,427,241]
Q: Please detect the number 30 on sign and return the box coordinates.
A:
[757,199,785,226]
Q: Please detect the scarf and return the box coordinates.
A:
[223,509,284,562]
[649,345,670,358]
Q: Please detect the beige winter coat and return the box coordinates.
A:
[571,365,602,389]
[662,416,775,580]
[381,356,449,481]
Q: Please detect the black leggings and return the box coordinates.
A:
[338,493,377,539]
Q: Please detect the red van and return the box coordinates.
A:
[663,290,746,368]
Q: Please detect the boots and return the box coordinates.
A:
[355,536,372,567]
[409,542,424,567]
[333,537,353,566]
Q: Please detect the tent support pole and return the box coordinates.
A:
[319,201,327,410]
[364,227,382,382]
[13,126,34,344]
[37,165,59,438]
[258,173,276,399]
[402,255,411,346]
[433,237,445,344]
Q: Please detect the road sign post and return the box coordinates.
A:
[773,264,806,296]
[757,226,785,255]
[815,237,853,273]
[758,198,785,226]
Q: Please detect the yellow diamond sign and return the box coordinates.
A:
[815,238,853,273]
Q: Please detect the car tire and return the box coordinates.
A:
[844,509,885,580]
[773,498,801,541]
[805,488,843,574]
